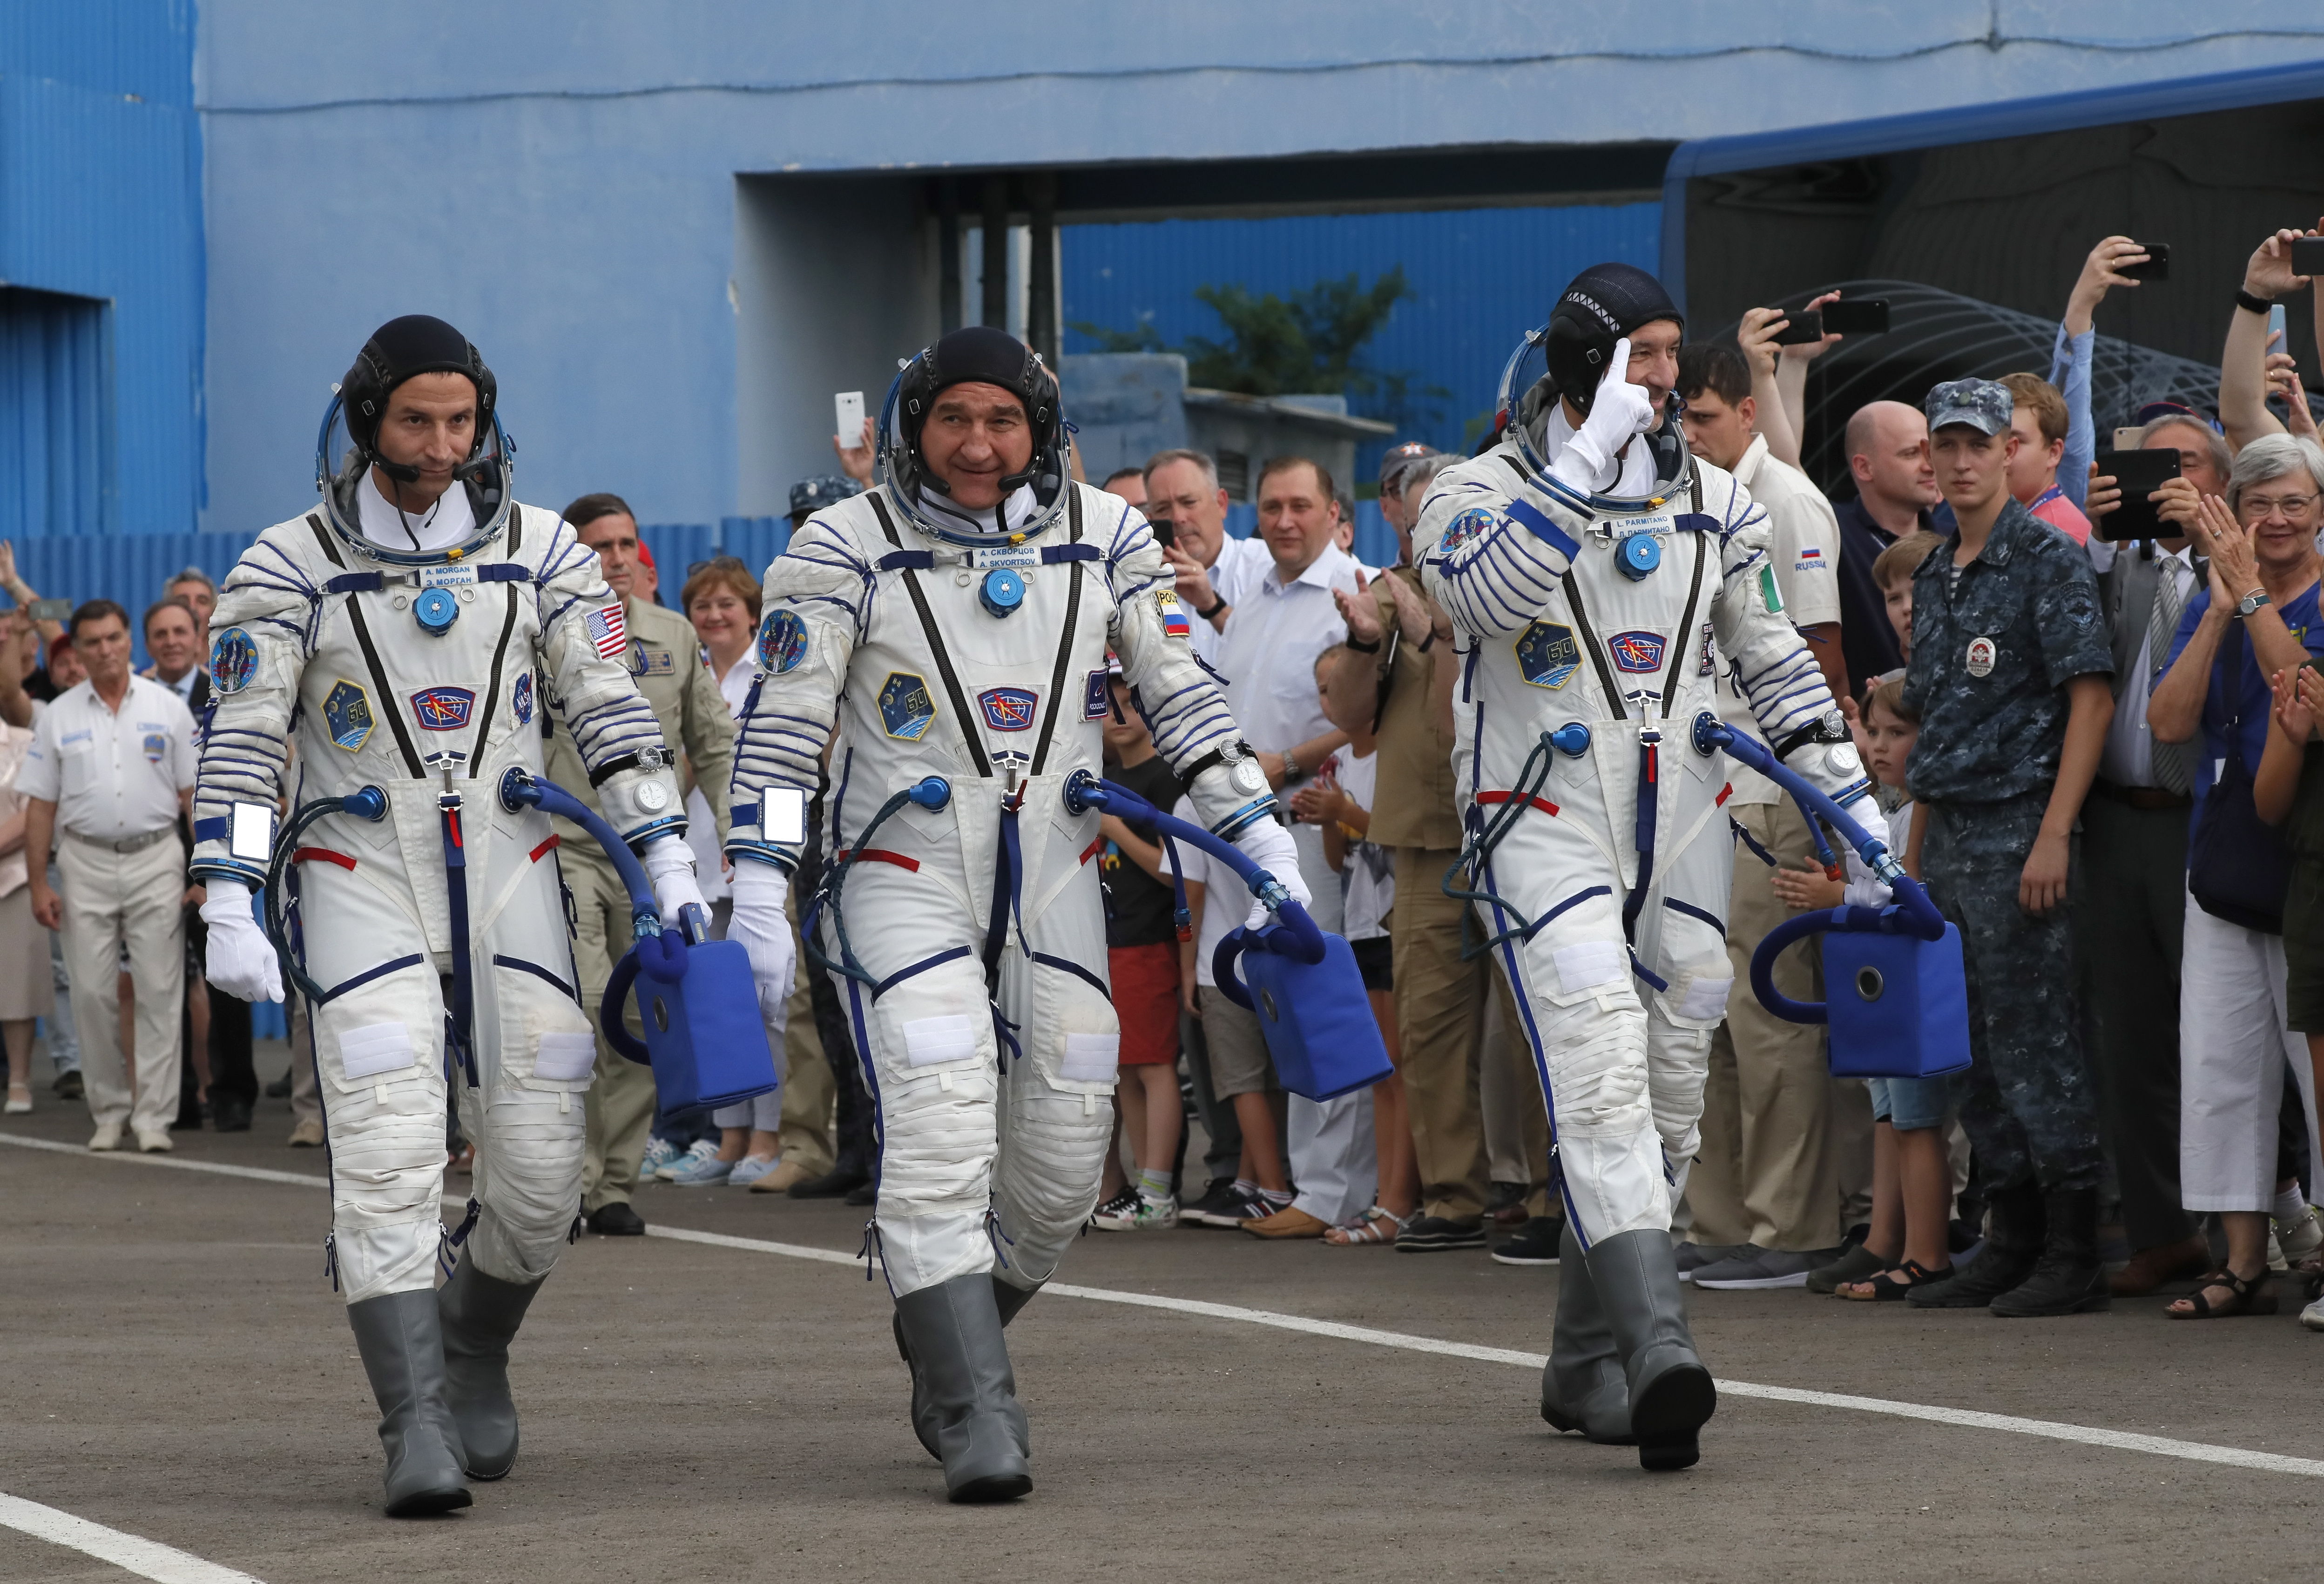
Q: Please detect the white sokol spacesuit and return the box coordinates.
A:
[193,317,698,1516]
[723,326,1299,1503]
[1418,266,1878,1473]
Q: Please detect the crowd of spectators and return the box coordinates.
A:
[10,223,2324,1334]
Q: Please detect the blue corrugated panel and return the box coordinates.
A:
[0,291,113,537]
[1064,203,1662,482]
[0,0,195,108]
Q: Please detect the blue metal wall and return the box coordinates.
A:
[0,291,114,539]
[0,1,203,537]
[1062,203,1662,483]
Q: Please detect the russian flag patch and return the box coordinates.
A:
[1157,590,1191,639]
[585,602,628,660]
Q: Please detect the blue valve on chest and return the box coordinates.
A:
[413,586,460,635]
[1615,532,1661,581]
[979,567,1027,619]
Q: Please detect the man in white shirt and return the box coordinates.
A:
[1213,455,1368,1238]
[1671,344,1860,1290]
[1145,448,1269,668]
[21,600,199,1152]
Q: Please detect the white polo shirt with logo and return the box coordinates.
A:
[18,674,199,839]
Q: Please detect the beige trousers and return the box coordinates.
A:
[58,835,185,1137]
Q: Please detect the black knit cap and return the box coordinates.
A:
[341,314,494,453]
[1544,263,1682,413]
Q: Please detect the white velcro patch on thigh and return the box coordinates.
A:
[1553,941,1626,996]
[902,1013,979,1068]
[338,1021,416,1081]
[1060,1032,1120,1083]
[1677,975,1734,1022]
[534,1030,597,1082]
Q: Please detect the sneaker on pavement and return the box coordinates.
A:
[1089,1187,1140,1229]
[1183,1178,1253,1228]
[668,1149,736,1186]
[640,1137,682,1180]
[2279,1205,2324,1266]
[1675,1240,1750,1282]
[88,1122,122,1151]
[2302,1293,2324,1333]
[1489,1216,1562,1266]
[1693,1244,1843,1290]
[134,1128,174,1154]
[1095,1191,1180,1232]
[1395,1215,1489,1253]
[659,1138,718,1182]
[286,1118,325,1147]
[727,1154,783,1190]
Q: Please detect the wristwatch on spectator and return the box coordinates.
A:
[2236,587,2272,621]
[1281,751,1310,788]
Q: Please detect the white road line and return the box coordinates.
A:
[0,1132,331,1188]
[15,1132,2324,1481]
[0,1492,263,1584]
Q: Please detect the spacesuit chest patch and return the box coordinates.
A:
[411,687,475,731]
[978,687,1038,731]
[1439,506,1496,553]
[209,628,258,695]
[628,646,676,677]
[1083,669,1110,720]
[1698,620,1716,677]
[323,680,374,751]
[1608,630,1667,673]
[760,609,808,673]
[878,672,937,741]
[1514,621,1581,689]
[1156,590,1191,639]
[511,670,534,727]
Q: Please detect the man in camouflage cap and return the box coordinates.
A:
[1899,377,2115,1319]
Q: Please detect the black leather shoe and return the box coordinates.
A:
[587,1202,647,1236]
[52,1070,83,1101]
[844,1180,878,1207]
[789,1163,872,1200]
[264,1072,293,1099]
[211,1093,253,1133]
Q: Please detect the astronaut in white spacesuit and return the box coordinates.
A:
[723,325,1302,1503]
[1418,265,1879,1472]
[193,316,703,1516]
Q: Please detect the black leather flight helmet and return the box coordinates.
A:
[880,326,1068,535]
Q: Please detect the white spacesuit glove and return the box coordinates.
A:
[642,834,708,927]
[727,860,797,1022]
[1549,337,1656,495]
[199,879,284,1004]
[1231,815,1311,931]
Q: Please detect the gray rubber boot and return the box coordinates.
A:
[1584,1228,1717,1472]
[892,1273,1033,1502]
[1541,1220,1632,1444]
[898,1274,1041,1461]
[346,1289,472,1516]
[436,1253,543,1480]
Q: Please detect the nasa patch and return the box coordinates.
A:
[760,609,808,674]
[1083,668,1110,721]
[209,628,258,695]
[1514,621,1581,690]
[979,687,1038,732]
[1439,506,1497,554]
[878,673,936,741]
[1609,630,1667,674]
[512,670,534,727]
[410,686,476,731]
[323,680,373,751]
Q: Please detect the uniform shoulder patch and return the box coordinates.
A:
[1155,589,1191,640]
[1439,505,1498,554]
[411,686,475,731]
[511,670,534,727]
[209,628,258,695]
[878,672,936,741]
[1514,620,1581,689]
[978,686,1038,732]
[1609,630,1667,673]
[1083,668,1110,721]
[760,609,808,673]
[323,679,374,751]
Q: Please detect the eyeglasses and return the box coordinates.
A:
[2238,493,2320,519]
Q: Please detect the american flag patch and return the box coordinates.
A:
[585,603,628,660]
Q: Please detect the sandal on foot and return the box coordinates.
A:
[2166,1268,2277,1319]
[1324,1206,1408,1247]
[1837,1259,1953,1302]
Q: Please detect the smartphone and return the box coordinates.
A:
[2269,304,2289,351]
[2111,427,2146,453]
[1818,299,1890,335]
[2292,237,2324,278]
[2118,244,2170,282]
[1770,311,1824,346]
[833,391,865,446]
[27,597,69,623]
[2093,449,2183,540]
[1143,508,1176,548]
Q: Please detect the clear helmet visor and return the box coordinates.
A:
[1493,325,1693,515]
[313,392,515,567]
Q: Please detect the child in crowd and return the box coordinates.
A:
[2256,658,2324,1330]
[1773,679,1957,1300]
[1872,529,1945,675]
[1292,645,1418,1246]
[2000,372,2094,545]
[1089,663,1189,1232]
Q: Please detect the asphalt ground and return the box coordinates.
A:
[7,1067,2324,1584]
